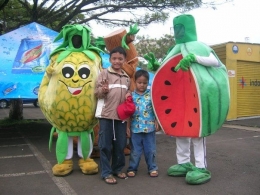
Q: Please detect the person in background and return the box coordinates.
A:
[94,46,131,184]
[126,69,160,178]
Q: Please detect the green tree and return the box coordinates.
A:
[0,0,8,10]
[0,0,232,33]
[0,0,8,34]
[136,34,175,60]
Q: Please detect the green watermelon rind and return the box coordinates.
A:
[182,42,230,137]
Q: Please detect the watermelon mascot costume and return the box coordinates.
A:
[146,14,230,184]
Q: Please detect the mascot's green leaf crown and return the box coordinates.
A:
[50,24,104,63]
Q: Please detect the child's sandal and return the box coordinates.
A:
[127,171,136,177]
[114,172,127,179]
[150,170,158,177]
[104,175,117,184]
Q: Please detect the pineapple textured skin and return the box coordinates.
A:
[39,52,102,132]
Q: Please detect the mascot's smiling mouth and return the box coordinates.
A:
[60,80,92,95]
[68,86,82,95]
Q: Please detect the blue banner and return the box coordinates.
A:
[0,22,61,99]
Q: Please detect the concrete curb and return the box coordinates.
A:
[223,124,260,132]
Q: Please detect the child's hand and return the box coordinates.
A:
[126,127,131,138]
[101,79,109,94]
[155,119,160,132]
[125,92,131,99]
[126,118,131,137]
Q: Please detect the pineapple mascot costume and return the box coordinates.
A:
[145,14,230,184]
[39,24,103,176]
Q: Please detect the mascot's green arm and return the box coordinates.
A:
[174,53,196,71]
[143,42,179,72]
[143,52,160,72]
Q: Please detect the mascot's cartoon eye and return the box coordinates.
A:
[78,64,90,79]
[62,63,75,78]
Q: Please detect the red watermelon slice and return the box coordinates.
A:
[151,53,201,137]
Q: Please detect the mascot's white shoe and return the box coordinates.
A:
[78,158,98,175]
[52,159,73,177]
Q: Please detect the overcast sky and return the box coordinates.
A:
[90,0,260,45]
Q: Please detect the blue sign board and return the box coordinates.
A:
[0,22,60,99]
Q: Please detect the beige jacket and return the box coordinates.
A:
[95,67,131,120]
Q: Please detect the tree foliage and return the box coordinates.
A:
[0,0,232,34]
[136,34,175,60]
[0,0,8,10]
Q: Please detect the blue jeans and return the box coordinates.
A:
[127,131,158,173]
[98,118,127,178]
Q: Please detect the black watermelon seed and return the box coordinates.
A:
[165,80,171,85]
[161,96,168,100]
[193,108,197,113]
[188,121,192,127]
[171,67,177,72]
[171,122,177,128]
[165,109,171,114]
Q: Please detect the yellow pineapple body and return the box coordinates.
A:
[39,52,101,132]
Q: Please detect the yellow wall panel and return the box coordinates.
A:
[210,42,260,120]
[237,61,260,117]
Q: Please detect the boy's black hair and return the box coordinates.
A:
[134,69,149,81]
[109,46,127,58]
